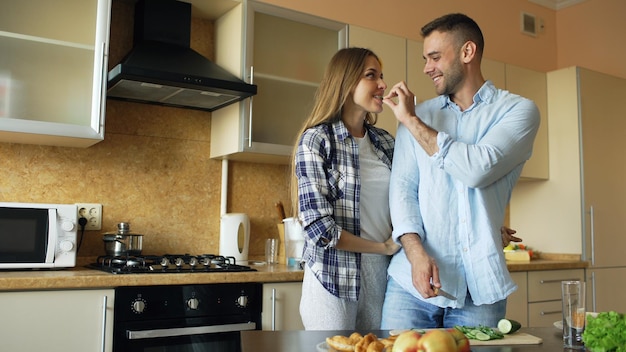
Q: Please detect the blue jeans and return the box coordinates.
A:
[381,277,507,329]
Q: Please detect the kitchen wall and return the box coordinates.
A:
[0,0,623,261]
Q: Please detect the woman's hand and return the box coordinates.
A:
[383,237,401,256]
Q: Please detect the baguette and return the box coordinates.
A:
[325,335,355,352]
[354,333,377,352]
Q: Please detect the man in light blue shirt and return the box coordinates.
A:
[380,13,540,329]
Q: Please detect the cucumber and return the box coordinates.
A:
[474,332,492,341]
[497,318,522,334]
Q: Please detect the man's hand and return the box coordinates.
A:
[400,233,440,299]
[501,226,522,247]
[383,81,417,127]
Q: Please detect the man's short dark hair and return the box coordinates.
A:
[421,13,484,57]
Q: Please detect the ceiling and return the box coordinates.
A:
[529,0,586,10]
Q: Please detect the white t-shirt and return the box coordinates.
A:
[356,134,392,242]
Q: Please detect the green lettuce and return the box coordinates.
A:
[582,311,626,352]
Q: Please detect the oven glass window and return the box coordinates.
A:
[0,208,49,262]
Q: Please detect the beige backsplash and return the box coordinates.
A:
[0,0,291,261]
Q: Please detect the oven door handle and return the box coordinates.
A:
[126,322,257,340]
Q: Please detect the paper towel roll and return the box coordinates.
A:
[219,213,250,261]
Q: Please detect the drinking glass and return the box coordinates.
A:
[265,238,278,265]
[561,280,586,349]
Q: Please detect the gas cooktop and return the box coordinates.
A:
[87,254,256,274]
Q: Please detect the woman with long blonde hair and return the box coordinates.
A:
[291,47,400,330]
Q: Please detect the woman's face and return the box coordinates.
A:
[351,55,387,114]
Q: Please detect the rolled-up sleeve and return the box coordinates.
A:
[389,124,426,243]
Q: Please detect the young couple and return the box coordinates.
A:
[291,13,539,330]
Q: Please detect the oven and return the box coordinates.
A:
[113,283,261,352]
[88,254,261,352]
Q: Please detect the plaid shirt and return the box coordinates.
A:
[295,119,394,301]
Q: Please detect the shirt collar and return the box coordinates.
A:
[438,80,497,111]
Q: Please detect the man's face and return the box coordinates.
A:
[422,30,464,96]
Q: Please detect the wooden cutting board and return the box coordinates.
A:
[470,332,543,345]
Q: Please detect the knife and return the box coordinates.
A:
[432,285,456,300]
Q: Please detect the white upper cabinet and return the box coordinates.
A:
[505,64,549,180]
[0,0,111,148]
[212,1,347,164]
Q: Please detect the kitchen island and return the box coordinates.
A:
[241,327,566,352]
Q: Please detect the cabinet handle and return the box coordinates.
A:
[540,310,561,316]
[98,41,107,133]
[271,288,276,331]
[101,295,108,352]
[590,205,596,265]
[539,278,581,284]
[591,271,597,312]
[247,66,254,148]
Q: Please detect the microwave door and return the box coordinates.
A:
[45,209,57,263]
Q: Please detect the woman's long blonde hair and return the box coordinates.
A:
[289,47,382,219]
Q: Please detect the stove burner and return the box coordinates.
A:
[88,254,256,274]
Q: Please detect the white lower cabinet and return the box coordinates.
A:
[506,271,528,326]
[507,269,585,327]
[587,267,626,313]
[262,282,304,331]
[0,289,114,352]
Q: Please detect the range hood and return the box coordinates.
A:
[107,0,256,112]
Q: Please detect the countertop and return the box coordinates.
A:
[0,261,304,291]
[240,327,566,352]
[0,255,587,292]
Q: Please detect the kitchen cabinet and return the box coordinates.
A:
[0,288,114,352]
[587,267,626,313]
[262,281,304,331]
[508,269,585,327]
[512,67,626,313]
[505,64,549,180]
[527,269,584,326]
[211,1,347,164]
[506,271,528,327]
[479,59,549,180]
[576,67,626,313]
[0,0,111,148]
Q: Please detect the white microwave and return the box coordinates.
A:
[0,202,77,269]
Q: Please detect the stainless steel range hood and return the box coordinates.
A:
[107,0,256,112]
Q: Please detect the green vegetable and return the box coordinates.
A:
[497,318,522,334]
[582,311,626,352]
[454,325,504,341]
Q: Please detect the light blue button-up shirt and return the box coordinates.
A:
[387,81,540,308]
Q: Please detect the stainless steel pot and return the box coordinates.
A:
[103,222,143,256]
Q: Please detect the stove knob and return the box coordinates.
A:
[175,257,185,267]
[189,257,199,267]
[236,295,248,308]
[160,257,170,268]
[132,299,146,314]
[187,298,199,310]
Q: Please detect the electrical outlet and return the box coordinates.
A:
[76,203,102,231]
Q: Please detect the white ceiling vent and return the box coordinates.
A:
[521,12,538,36]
